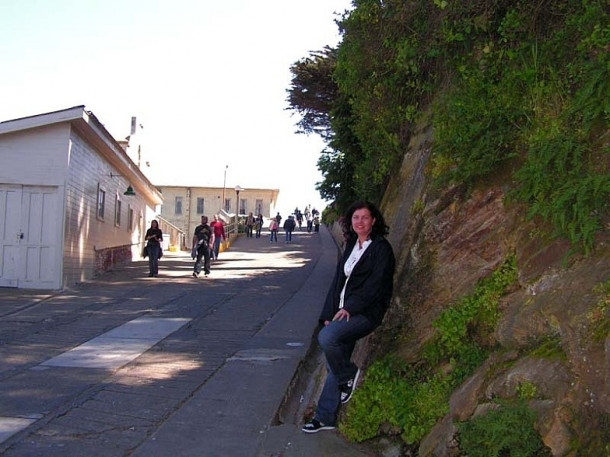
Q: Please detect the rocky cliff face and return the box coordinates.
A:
[356,123,609,455]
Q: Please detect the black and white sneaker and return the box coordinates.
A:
[302,419,336,433]
[340,368,361,404]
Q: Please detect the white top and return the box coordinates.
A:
[339,239,372,309]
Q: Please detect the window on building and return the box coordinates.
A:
[224,198,231,213]
[239,198,246,215]
[256,199,263,216]
[175,196,183,215]
[197,197,204,214]
[127,205,134,231]
[115,195,122,226]
[97,184,106,220]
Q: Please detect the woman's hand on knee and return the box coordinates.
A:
[332,309,351,322]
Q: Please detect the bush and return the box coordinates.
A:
[340,357,452,444]
[458,400,552,457]
[342,257,517,444]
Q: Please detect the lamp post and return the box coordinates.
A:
[234,185,242,232]
[222,165,228,211]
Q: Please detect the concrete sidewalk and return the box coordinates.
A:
[0,226,376,457]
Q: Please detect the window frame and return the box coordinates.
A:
[175,196,183,215]
[97,184,106,221]
[127,205,134,231]
[114,193,122,227]
[256,199,263,216]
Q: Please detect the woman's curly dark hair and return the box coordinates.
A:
[341,201,389,243]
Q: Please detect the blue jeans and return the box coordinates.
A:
[314,315,376,425]
[147,243,160,275]
[194,243,211,275]
[213,237,222,259]
[270,229,278,242]
[285,230,292,242]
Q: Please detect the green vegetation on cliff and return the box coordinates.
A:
[287,0,609,252]
[341,256,517,444]
[287,0,609,453]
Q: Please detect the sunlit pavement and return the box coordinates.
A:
[0,227,375,457]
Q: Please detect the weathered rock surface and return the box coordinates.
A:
[350,122,609,455]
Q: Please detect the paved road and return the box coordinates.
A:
[0,226,376,457]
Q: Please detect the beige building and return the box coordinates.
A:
[157,186,279,248]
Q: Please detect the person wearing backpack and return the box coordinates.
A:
[269,218,279,243]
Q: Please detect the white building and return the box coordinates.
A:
[0,106,163,289]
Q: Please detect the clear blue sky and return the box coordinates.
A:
[0,0,352,215]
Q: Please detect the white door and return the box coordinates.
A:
[0,185,22,287]
[0,185,61,289]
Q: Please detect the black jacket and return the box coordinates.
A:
[284,218,296,231]
[320,236,395,327]
[194,224,212,243]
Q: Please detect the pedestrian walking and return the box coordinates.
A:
[245,212,255,238]
[210,214,226,260]
[302,201,395,433]
[144,220,163,277]
[192,216,215,278]
[255,213,264,238]
[269,218,279,243]
[284,215,296,243]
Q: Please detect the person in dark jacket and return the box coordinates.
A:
[144,220,163,277]
[192,216,215,278]
[283,215,296,242]
[302,201,395,433]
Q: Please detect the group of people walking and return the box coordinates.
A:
[191,214,228,278]
[294,206,321,233]
[144,209,322,277]
[268,211,316,243]
[244,212,264,238]
[143,214,227,279]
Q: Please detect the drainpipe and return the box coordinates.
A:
[186,187,192,248]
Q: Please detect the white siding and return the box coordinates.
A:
[0,124,70,186]
[1,107,162,289]
[62,130,150,286]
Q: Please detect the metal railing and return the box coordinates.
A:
[219,209,244,239]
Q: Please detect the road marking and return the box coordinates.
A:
[0,417,36,444]
[39,317,191,370]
